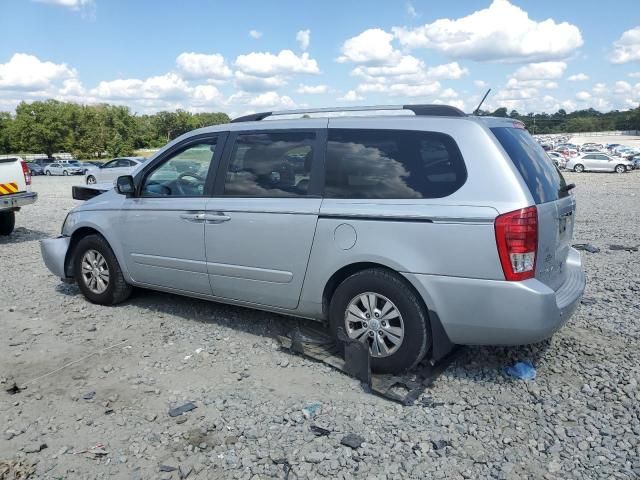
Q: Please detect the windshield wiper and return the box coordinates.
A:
[560,183,575,193]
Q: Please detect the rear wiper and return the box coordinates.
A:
[560,183,575,193]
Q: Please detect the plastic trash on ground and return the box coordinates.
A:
[504,361,536,380]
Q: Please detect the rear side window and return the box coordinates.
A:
[223,131,315,197]
[491,127,568,204]
[325,129,466,199]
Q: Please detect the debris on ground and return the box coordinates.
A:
[23,443,47,454]
[504,361,537,380]
[573,243,600,253]
[340,433,364,449]
[168,402,197,417]
[159,464,177,472]
[431,439,451,450]
[608,244,639,252]
[309,425,331,437]
[301,402,321,419]
[5,383,23,395]
[82,391,96,400]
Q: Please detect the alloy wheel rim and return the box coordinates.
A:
[81,249,110,294]
[344,292,404,358]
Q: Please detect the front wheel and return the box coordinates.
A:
[0,210,15,235]
[329,268,430,374]
[45,170,52,176]
[615,164,626,174]
[73,234,132,305]
[63,170,69,176]
[86,175,96,184]
[573,164,584,173]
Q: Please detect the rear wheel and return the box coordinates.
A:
[62,170,69,176]
[86,175,96,184]
[73,234,132,305]
[573,164,584,173]
[0,211,15,235]
[615,164,626,174]
[329,268,430,374]
[45,170,52,176]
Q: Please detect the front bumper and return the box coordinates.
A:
[40,235,71,280]
[0,191,37,210]
[404,248,586,345]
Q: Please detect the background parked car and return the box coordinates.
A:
[631,155,640,170]
[28,158,56,173]
[85,157,147,184]
[44,162,84,176]
[566,153,632,173]
[27,162,45,175]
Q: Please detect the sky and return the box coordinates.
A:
[1,0,639,117]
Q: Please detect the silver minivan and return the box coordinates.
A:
[41,105,586,373]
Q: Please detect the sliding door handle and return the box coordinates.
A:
[203,213,231,223]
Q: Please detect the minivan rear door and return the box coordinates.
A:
[490,125,575,291]
[204,124,326,309]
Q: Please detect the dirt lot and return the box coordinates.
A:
[1,173,639,480]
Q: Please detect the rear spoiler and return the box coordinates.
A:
[72,183,111,200]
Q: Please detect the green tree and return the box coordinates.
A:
[12,100,71,157]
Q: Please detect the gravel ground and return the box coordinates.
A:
[1,173,639,480]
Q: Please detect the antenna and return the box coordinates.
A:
[473,89,491,115]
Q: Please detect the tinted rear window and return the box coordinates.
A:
[325,129,466,199]
[491,127,568,204]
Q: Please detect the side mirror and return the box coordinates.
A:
[116,175,135,196]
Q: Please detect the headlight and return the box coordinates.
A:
[61,211,79,236]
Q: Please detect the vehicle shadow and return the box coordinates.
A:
[0,228,50,244]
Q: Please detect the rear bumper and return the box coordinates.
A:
[40,235,71,280]
[404,248,586,345]
[0,191,37,210]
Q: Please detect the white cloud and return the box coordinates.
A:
[628,72,640,78]
[91,72,191,101]
[613,80,632,94]
[296,84,328,94]
[426,62,469,80]
[392,0,583,62]
[193,85,222,103]
[0,53,77,90]
[234,71,287,91]
[406,2,418,18]
[296,30,310,51]
[235,50,319,76]
[249,30,263,39]
[512,61,566,80]
[338,90,364,102]
[610,27,640,64]
[337,29,398,64]
[247,91,296,109]
[440,88,458,99]
[593,83,607,95]
[33,0,93,9]
[568,73,589,81]
[175,52,232,80]
[474,80,488,88]
[575,91,591,101]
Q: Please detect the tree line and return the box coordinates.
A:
[0,99,229,158]
[481,107,640,135]
[0,99,639,159]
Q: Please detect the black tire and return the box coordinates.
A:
[73,234,132,305]
[329,268,430,374]
[63,170,69,176]
[86,175,96,185]
[45,170,51,176]
[573,164,584,173]
[0,210,15,235]
[615,164,626,174]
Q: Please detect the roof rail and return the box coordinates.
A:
[230,104,466,123]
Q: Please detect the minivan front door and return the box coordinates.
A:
[204,128,325,309]
[120,135,225,295]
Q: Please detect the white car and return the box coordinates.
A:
[85,157,147,184]
[44,161,84,176]
[566,153,633,173]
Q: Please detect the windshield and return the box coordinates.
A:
[491,127,569,204]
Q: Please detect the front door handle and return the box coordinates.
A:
[180,213,205,223]
[203,213,231,223]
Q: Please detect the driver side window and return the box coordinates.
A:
[141,140,216,197]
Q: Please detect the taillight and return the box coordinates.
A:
[20,159,31,186]
[494,206,538,281]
